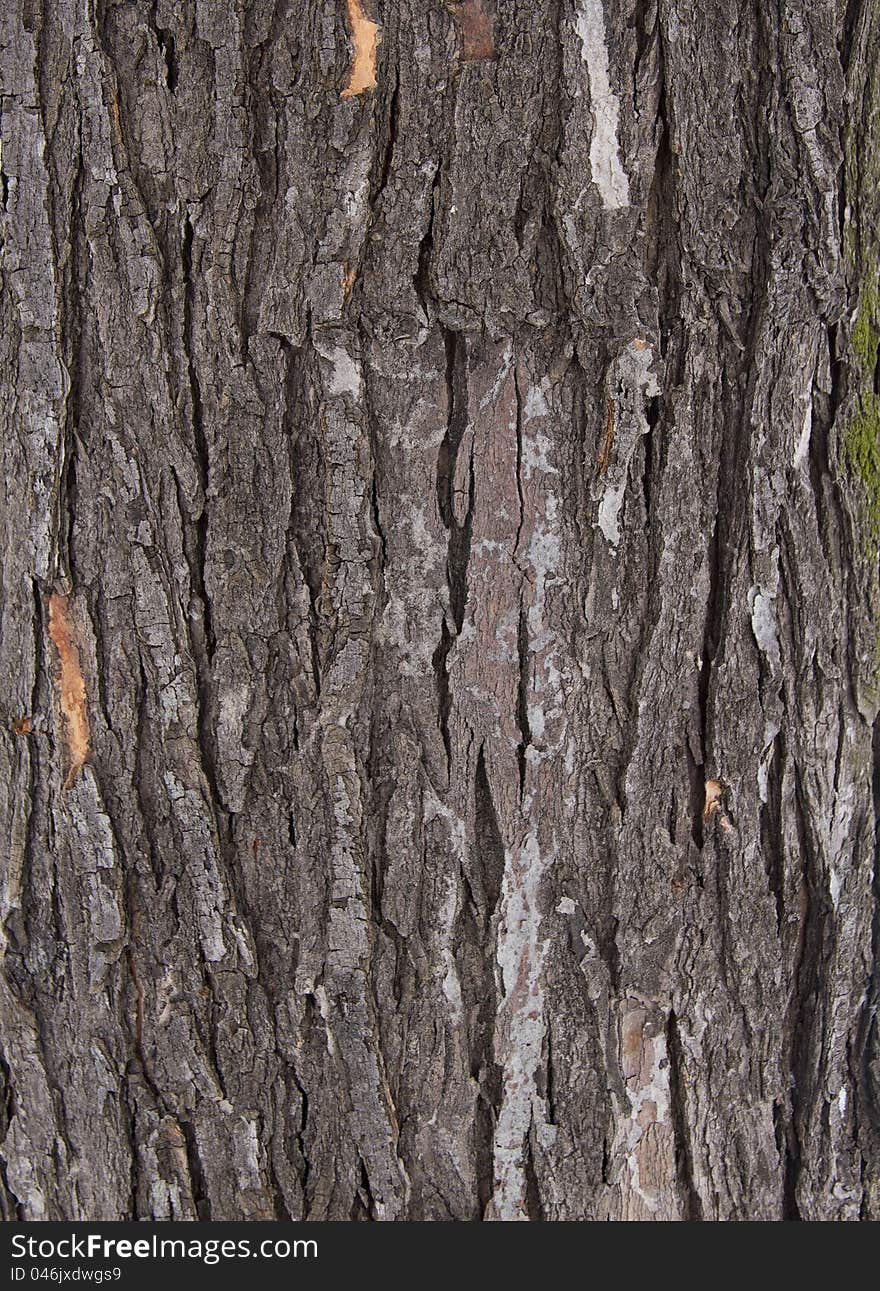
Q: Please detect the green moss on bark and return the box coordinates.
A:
[845,278,880,546]
[850,280,880,372]
[842,5,880,557]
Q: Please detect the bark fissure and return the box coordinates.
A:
[1,0,878,1222]
[666,1010,703,1221]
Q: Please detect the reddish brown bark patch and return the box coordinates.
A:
[450,0,496,62]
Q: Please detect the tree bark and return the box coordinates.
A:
[1,0,879,1221]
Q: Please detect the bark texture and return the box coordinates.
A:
[1,0,879,1221]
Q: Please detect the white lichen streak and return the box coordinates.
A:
[491,830,555,1218]
[793,401,812,470]
[489,370,566,1217]
[748,551,786,813]
[519,374,567,777]
[575,0,630,209]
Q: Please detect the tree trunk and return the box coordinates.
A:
[1,0,879,1222]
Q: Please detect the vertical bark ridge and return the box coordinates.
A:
[0,0,878,1220]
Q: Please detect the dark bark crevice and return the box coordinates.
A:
[180,211,216,665]
[666,1010,703,1221]
[759,731,787,936]
[515,600,532,800]
[180,1119,212,1221]
[279,335,323,697]
[433,327,473,775]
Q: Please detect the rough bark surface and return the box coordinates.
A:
[1,0,879,1221]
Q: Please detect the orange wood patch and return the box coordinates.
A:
[47,593,90,788]
[341,0,380,99]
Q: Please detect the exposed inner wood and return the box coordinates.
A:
[341,0,380,99]
[46,593,90,789]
